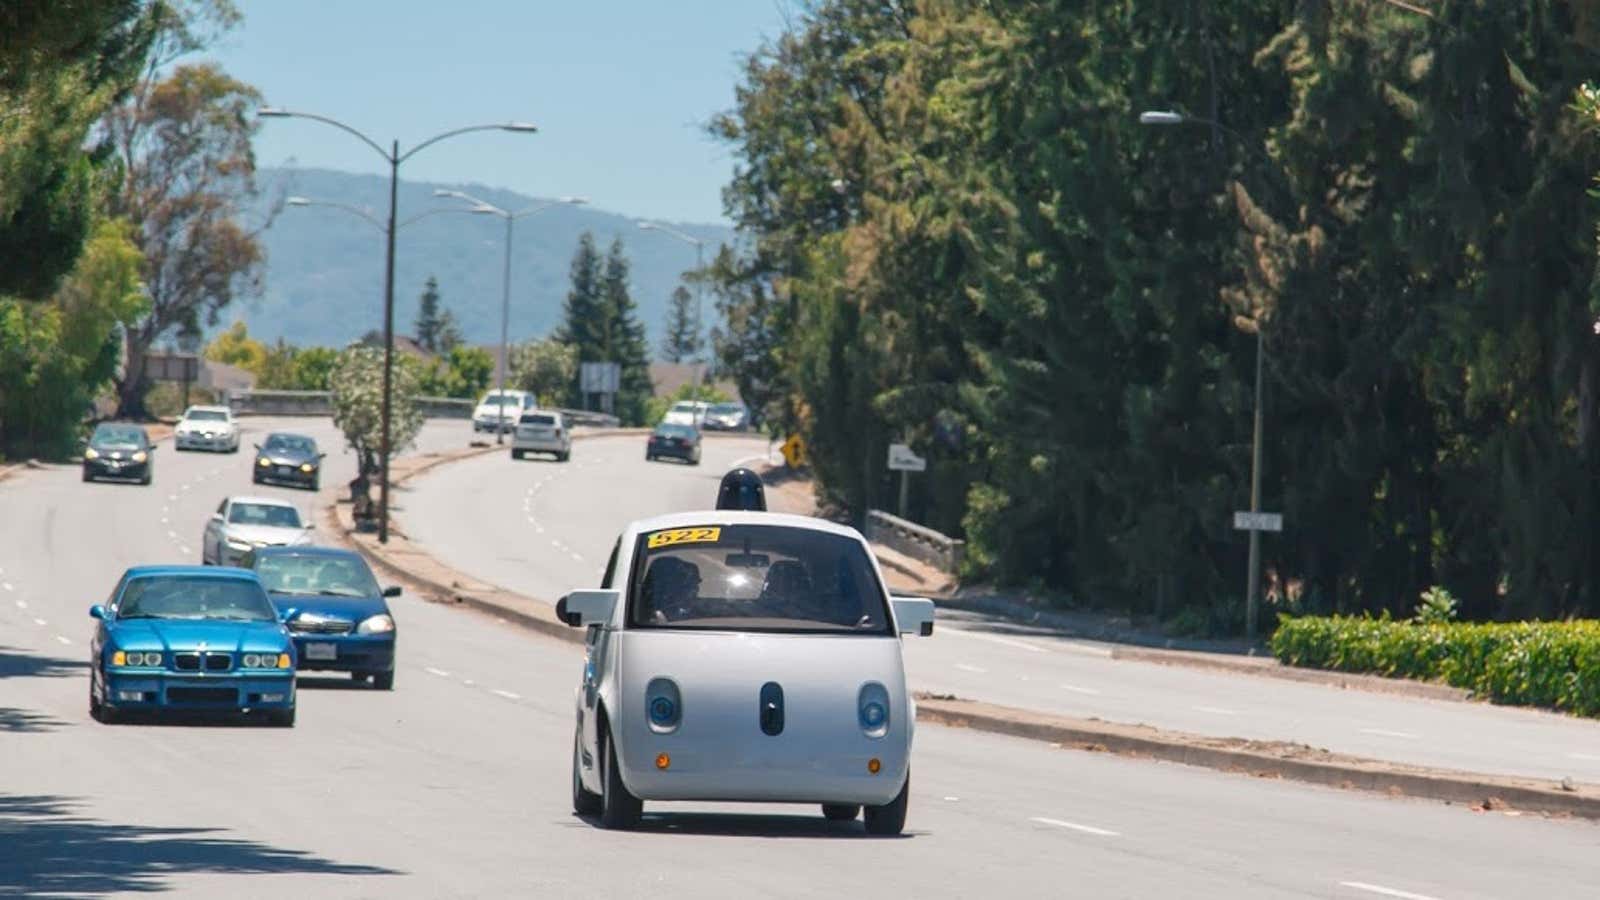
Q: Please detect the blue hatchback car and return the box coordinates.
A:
[89,566,297,726]
[242,546,400,690]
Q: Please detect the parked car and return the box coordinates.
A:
[560,511,935,832]
[174,405,241,452]
[82,423,155,485]
[702,402,749,432]
[202,496,314,567]
[88,565,297,726]
[243,546,400,690]
[472,389,535,433]
[660,400,710,428]
[253,433,325,490]
[512,410,572,462]
[646,423,702,465]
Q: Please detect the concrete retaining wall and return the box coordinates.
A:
[864,509,965,574]
[227,389,617,426]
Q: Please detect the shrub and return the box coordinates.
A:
[1271,615,1600,718]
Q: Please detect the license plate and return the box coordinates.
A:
[304,643,337,660]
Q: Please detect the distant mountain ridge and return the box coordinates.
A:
[234,167,734,352]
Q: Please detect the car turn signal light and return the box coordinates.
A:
[277,653,291,669]
[868,758,882,774]
[112,651,126,666]
[656,753,671,770]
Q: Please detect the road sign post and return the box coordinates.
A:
[1234,509,1282,640]
[1232,511,1283,533]
[888,443,926,519]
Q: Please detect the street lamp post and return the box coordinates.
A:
[434,190,587,442]
[1139,108,1271,640]
[259,108,536,543]
[637,221,706,382]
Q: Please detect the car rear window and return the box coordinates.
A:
[626,524,890,635]
[520,413,557,425]
[655,425,695,439]
[186,409,228,421]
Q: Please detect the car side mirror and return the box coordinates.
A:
[383,586,401,598]
[89,604,106,620]
[319,452,327,459]
[891,597,936,637]
[303,523,315,530]
[210,513,223,523]
[557,589,618,628]
[253,443,261,451]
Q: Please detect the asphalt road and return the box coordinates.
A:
[405,432,1600,786]
[2,417,1596,898]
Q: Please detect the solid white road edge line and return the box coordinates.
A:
[1059,684,1101,695]
[491,689,521,701]
[1359,728,1421,740]
[55,635,71,645]
[1193,705,1242,716]
[424,667,451,678]
[1338,881,1443,900]
[940,627,1050,654]
[1029,817,1119,837]
[955,663,988,674]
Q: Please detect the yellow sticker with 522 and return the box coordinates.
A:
[647,527,722,549]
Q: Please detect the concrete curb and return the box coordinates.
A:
[916,695,1600,820]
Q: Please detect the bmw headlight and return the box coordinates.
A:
[258,457,271,467]
[299,463,314,473]
[132,451,147,463]
[117,650,162,667]
[84,448,99,460]
[241,653,261,668]
[357,614,395,635]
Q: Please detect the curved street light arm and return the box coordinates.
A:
[435,188,503,216]
[289,198,386,231]
[398,206,488,228]
[261,109,391,162]
[399,123,534,165]
[639,221,703,248]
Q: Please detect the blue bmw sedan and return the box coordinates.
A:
[242,546,400,690]
[89,566,297,725]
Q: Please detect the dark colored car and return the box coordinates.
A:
[82,423,155,485]
[253,433,325,490]
[646,423,702,465]
[702,402,750,431]
[243,546,400,690]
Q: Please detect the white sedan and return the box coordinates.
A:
[202,496,314,567]
[174,405,241,452]
[560,511,935,834]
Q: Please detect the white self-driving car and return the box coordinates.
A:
[560,511,935,834]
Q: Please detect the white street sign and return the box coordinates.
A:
[1233,511,1283,532]
[887,443,927,472]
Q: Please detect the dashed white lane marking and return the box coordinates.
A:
[1569,752,1600,761]
[33,618,47,626]
[955,663,988,674]
[166,530,178,539]
[160,517,169,525]
[1060,684,1101,695]
[180,484,191,491]
[1193,705,1241,716]
[1030,817,1119,837]
[14,600,25,610]
[425,667,451,678]
[534,524,545,534]
[167,494,177,501]
[942,628,1049,654]
[55,635,71,645]
[1338,881,1443,900]
[569,552,584,562]
[1359,728,1421,740]
[462,679,476,687]
[1,582,12,591]
[179,547,192,556]
[491,689,521,701]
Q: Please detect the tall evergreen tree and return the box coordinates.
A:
[601,238,654,426]
[555,232,605,407]
[414,275,443,352]
[659,285,702,363]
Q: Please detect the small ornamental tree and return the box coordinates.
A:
[329,346,423,508]
[509,338,577,406]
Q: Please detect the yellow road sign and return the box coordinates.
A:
[780,434,807,468]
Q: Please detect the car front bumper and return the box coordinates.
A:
[617,733,909,806]
[84,459,148,480]
[513,437,568,454]
[255,464,317,487]
[286,633,395,674]
[473,416,513,432]
[648,442,697,460]
[101,670,295,712]
[176,432,234,450]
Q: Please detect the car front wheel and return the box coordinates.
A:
[372,670,394,691]
[599,723,642,829]
[863,771,909,836]
[573,731,602,816]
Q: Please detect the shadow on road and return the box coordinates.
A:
[295,675,373,691]
[0,794,401,895]
[571,811,914,840]
[0,706,63,733]
[0,646,87,681]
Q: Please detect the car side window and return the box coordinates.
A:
[600,538,621,588]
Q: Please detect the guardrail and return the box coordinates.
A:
[864,509,966,575]
[226,390,619,427]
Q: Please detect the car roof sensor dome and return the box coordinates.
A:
[716,467,767,511]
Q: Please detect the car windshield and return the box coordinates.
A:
[118,576,276,621]
[627,524,891,634]
[521,413,557,426]
[481,393,521,404]
[254,554,380,597]
[655,425,695,439]
[264,436,315,454]
[229,503,302,528]
[185,409,228,422]
[92,426,143,446]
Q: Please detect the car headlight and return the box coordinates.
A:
[858,683,891,737]
[258,457,271,467]
[132,451,147,463]
[242,653,260,668]
[645,677,682,732]
[115,650,161,667]
[226,538,251,551]
[299,463,314,473]
[356,614,395,635]
[84,448,99,460]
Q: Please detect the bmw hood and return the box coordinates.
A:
[112,619,290,653]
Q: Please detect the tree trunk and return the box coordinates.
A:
[1579,343,1600,617]
[115,332,151,420]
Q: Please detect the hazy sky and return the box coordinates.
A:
[204,1,795,225]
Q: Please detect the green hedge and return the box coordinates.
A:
[1270,615,1600,718]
